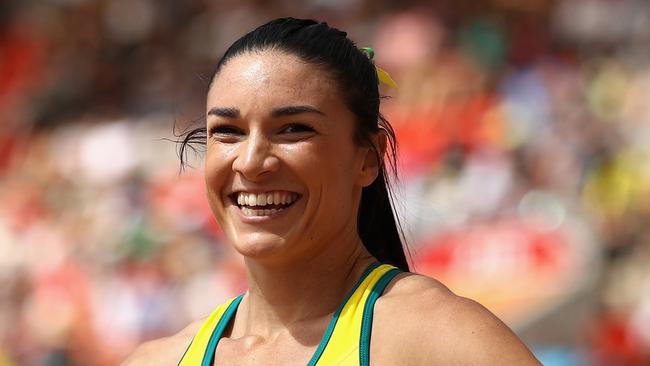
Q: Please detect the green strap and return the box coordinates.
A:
[306,262,381,366]
[201,294,244,366]
[359,268,400,366]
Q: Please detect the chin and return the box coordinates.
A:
[230,232,290,260]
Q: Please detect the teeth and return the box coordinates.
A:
[241,207,257,217]
[240,207,282,217]
[236,191,298,208]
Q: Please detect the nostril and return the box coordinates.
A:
[231,145,281,179]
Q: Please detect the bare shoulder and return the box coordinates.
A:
[373,273,541,365]
[121,320,204,366]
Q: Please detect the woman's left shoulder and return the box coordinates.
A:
[372,272,541,365]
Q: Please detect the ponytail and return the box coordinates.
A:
[357,112,410,271]
[358,172,410,271]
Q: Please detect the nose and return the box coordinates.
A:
[232,131,280,180]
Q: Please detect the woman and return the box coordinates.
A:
[124,18,540,365]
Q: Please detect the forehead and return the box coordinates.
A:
[207,50,342,111]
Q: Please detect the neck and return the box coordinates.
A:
[238,234,376,337]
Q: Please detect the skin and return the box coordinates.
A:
[123,50,541,365]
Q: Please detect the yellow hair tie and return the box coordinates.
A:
[360,47,398,89]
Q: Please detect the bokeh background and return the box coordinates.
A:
[2,0,650,365]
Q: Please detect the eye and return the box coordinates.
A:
[209,125,244,136]
[280,123,315,134]
[209,125,245,142]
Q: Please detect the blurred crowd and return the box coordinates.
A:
[1,0,649,365]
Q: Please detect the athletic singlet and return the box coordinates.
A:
[178,263,400,366]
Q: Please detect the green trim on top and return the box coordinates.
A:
[201,294,244,366]
[306,262,381,366]
[359,268,400,366]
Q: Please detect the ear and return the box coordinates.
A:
[356,131,387,187]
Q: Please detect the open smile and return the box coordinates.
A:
[229,191,301,217]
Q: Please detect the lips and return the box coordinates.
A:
[230,191,300,217]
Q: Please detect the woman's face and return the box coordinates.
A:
[205,50,378,264]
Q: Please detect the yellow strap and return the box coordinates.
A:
[178,297,238,366]
[315,264,396,366]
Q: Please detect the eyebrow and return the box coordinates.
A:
[207,105,325,119]
[207,107,239,118]
[270,105,325,118]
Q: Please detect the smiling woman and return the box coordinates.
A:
[123,18,541,366]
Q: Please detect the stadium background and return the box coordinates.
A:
[1,0,650,365]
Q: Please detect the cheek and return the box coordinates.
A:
[204,145,235,198]
[282,140,357,180]
[287,142,361,208]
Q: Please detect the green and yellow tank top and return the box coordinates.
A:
[178,263,400,366]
